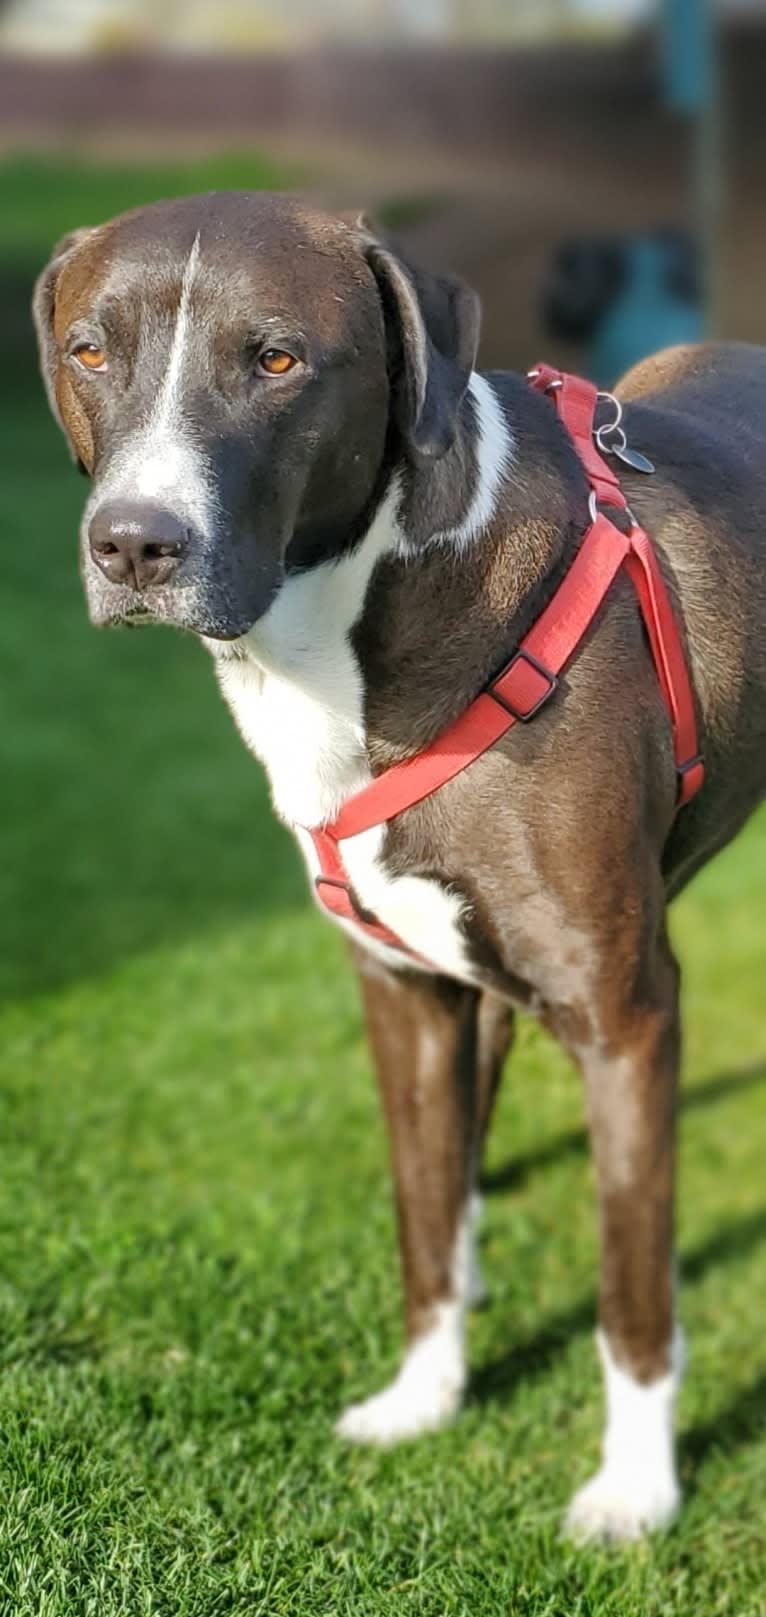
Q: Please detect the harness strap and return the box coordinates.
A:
[308,364,704,951]
[310,824,410,952]
[530,364,704,805]
[622,534,703,803]
[530,363,629,510]
[319,508,629,845]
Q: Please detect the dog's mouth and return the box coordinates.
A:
[82,512,280,641]
[89,586,252,642]
[83,538,274,641]
[95,595,168,630]
[121,610,155,628]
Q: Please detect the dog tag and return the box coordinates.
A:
[612,443,655,475]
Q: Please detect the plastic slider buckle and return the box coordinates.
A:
[676,754,705,805]
[314,875,358,919]
[488,648,558,723]
[315,875,352,898]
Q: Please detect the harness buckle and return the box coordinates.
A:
[676,754,705,806]
[316,872,366,926]
[488,648,558,723]
[315,873,374,925]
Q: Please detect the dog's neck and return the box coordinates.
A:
[360,370,588,765]
[212,370,588,826]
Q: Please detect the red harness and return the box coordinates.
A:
[307,364,704,958]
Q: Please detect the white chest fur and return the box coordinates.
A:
[211,376,512,983]
[213,506,473,977]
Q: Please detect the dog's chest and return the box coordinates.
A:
[216,650,369,827]
[213,566,475,984]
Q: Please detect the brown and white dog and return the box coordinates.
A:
[34,191,766,1541]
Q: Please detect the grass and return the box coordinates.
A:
[1,152,766,1614]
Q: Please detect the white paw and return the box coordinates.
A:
[336,1293,466,1446]
[335,1304,465,1446]
[335,1369,462,1445]
[565,1464,680,1543]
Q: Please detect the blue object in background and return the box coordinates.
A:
[588,234,703,387]
[661,0,714,114]
[541,229,703,389]
[660,0,719,336]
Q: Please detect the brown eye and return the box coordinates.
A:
[73,343,107,372]
[258,348,297,377]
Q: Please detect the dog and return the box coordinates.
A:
[33,190,766,1541]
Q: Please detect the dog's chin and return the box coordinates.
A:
[86,588,253,641]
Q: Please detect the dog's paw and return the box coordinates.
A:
[335,1370,461,1445]
[564,1464,680,1543]
[337,1300,465,1445]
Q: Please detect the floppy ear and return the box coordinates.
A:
[365,239,481,464]
[32,227,95,465]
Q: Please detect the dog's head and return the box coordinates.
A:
[33,190,480,639]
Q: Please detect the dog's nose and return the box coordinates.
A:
[88,501,189,591]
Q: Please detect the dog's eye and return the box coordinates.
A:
[258,348,297,377]
[73,343,107,373]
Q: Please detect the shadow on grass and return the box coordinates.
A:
[469,1202,766,1410]
[481,1060,766,1194]
[681,1371,766,1478]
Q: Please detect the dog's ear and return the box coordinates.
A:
[32,227,96,468]
[364,238,481,464]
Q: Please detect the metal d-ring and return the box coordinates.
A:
[594,390,624,454]
[527,367,562,392]
[602,423,628,455]
[594,388,656,475]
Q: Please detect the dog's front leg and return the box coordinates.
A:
[336,958,507,1445]
[565,926,683,1541]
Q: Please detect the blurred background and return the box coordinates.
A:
[4,0,766,376]
[2,7,766,1612]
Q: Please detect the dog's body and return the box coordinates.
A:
[34,192,766,1541]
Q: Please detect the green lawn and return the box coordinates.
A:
[1,154,766,1616]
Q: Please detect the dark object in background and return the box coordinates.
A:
[542,229,703,387]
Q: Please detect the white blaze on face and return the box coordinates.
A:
[91,232,219,540]
[135,232,200,502]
